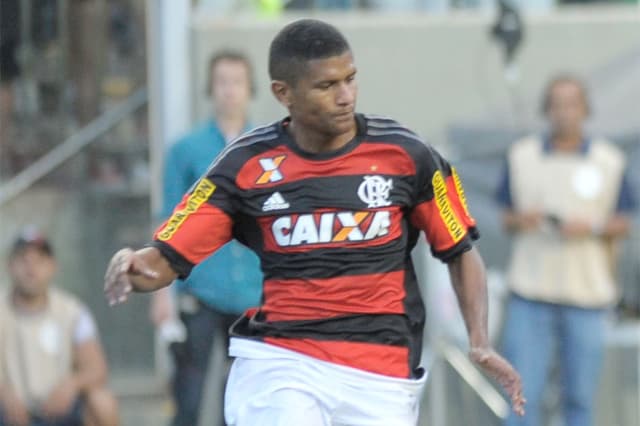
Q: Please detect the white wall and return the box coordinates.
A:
[189,7,640,146]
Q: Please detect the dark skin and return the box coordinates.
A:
[502,80,632,238]
[104,50,525,416]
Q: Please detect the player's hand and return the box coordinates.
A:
[40,377,79,419]
[104,248,158,306]
[470,346,526,417]
[0,384,30,426]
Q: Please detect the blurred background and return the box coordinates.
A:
[0,0,639,425]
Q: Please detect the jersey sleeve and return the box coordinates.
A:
[150,156,238,279]
[409,144,479,262]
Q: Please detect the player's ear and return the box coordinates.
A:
[271,80,292,108]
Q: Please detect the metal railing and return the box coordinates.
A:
[0,88,148,206]
[437,341,510,419]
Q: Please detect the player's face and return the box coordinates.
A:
[546,81,588,137]
[212,59,252,118]
[9,248,56,298]
[287,51,358,137]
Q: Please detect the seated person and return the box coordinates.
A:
[0,227,119,426]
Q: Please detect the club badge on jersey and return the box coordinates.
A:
[358,175,393,208]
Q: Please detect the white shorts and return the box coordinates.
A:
[224,338,427,426]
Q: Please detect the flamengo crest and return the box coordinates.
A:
[357,175,393,208]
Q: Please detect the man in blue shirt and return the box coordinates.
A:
[150,50,262,426]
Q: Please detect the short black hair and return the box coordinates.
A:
[206,49,255,97]
[269,19,351,85]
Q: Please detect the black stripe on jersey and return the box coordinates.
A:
[231,312,414,347]
[260,239,408,280]
[431,234,475,262]
[239,175,416,215]
[367,128,425,144]
[232,212,266,256]
[148,240,195,279]
[402,256,426,371]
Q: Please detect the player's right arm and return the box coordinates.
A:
[148,141,196,325]
[105,159,237,305]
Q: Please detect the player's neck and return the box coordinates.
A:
[288,120,356,154]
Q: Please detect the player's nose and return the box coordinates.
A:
[335,81,355,106]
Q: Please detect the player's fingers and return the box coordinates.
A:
[108,278,131,306]
[104,248,135,305]
[104,249,133,284]
[512,392,526,416]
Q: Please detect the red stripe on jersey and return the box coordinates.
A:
[153,201,232,265]
[264,337,410,378]
[261,271,406,321]
[259,206,402,253]
[410,198,468,253]
[235,143,417,190]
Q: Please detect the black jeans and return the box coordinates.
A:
[170,298,237,426]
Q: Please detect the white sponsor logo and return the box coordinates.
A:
[271,210,391,247]
[257,156,286,184]
[262,192,290,211]
[358,175,393,208]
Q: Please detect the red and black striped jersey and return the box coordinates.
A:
[152,113,478,378]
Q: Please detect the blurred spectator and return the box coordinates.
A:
[150,50,263,426]
[0,227,119,426]
[496,74,636,426]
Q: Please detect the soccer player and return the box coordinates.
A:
[105,18,524,425]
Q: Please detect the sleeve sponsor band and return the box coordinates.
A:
[432,170,465,243]
[157,178,217,241]
[451,167,471,217]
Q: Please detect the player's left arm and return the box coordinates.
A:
[410,142,524,415]
[447,247,525,416]
[446,247,489,352]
